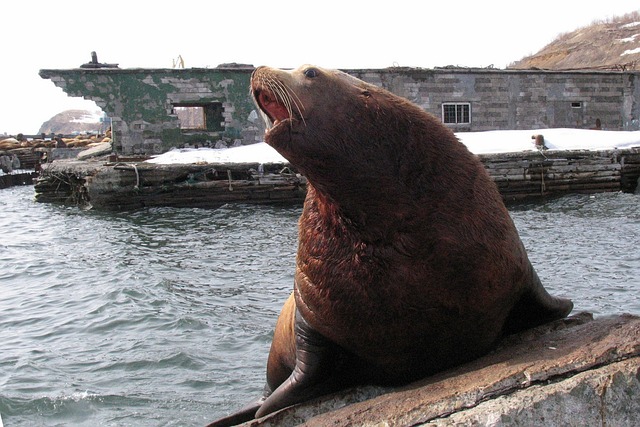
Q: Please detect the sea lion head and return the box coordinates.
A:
[250,65,450,215]
[250,65,398,178]
[251,65,369,144]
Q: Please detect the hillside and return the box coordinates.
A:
[509,10,640,70]
[38,109,104,135]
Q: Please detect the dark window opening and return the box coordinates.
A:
[174,103,224,131]
[442,103,471,124]
[571,102,582,109]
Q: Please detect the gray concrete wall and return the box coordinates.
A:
[40,67,640,156]
[347,68,639,132]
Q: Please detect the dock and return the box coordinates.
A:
[1,132,112,190]
[0,147,42,189]
[34,157,306,210]
[481,147,640,202]
[0,171,39,189]
[32,147,640,210]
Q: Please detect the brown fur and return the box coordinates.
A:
[265,294,296,390]
[206,65,573,426]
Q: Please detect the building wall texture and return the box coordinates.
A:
[40,67,640,156]
[39,67,262,155]
[349,68,640,132]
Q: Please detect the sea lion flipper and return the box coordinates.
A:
[255,310,345,418]
[504,267,574,335]
[204,395,266,427]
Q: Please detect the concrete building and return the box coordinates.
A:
[39,66,640,156]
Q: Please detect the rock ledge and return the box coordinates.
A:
[245,313,640,426]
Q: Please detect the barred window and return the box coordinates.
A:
[442,103,471,124]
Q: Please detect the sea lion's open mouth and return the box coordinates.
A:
[253,88,292,129]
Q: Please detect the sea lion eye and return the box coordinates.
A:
[304,68,319,78]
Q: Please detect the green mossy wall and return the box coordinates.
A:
[39,67,262,155]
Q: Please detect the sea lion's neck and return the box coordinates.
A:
[304,181,407,242]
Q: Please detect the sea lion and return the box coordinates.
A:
[206,65,573,426]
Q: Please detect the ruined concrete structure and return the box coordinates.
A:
[40,66,260,156]
[39,66,640,156]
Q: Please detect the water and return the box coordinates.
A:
[0,186,638,426]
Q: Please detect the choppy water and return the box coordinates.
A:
[0,186,638,426]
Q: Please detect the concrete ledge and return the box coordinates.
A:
[246,313,639,426]
[428,358,639,426]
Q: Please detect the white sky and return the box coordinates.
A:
[1,0,637,135]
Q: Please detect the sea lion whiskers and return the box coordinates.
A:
[250,73,273,129]
[258,110,274,130]
[267,76,306,127]
[266,77,294,123]
[253,72,306,129]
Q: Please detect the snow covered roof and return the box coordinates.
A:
[146,128,640,165]
[146,142,287,165]
[458,128,640,154]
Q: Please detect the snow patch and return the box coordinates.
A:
[621,47,640,56]
[618,34,638,43]
[71,110,103,124]
[146,129,640,165]
[146,142,288,164]
[621,21,640,29]
[457,128,640,154]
